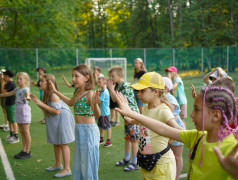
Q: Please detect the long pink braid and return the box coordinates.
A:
[200,86,238,166]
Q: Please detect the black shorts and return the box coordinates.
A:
[98,116,111,130]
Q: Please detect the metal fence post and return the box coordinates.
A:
[201,48,204,77]
[227,46,229,75]
[110,48,112,67]
[76,48,79,66]
[173,48,175,66]
[36,48,39,80]
[144,48,146,67]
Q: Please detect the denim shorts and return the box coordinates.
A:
[169,116,185,146]
[134,91,144,107]
[73,123,100,180]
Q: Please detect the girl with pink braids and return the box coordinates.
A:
[115,86,238,179]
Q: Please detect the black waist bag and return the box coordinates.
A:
[137,144,170,171]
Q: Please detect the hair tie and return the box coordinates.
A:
[162,93,165,97]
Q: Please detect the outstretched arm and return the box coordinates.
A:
[30,94,60,115]
[214,144,238,180]
[0,91,15,97]
[62,74,73,88]
[115,92,181,141]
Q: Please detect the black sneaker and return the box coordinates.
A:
[104,141,112,147]
[124,163,140,172]
[116,159,130,166]
[14,151,24,159]
[17,151,32,159]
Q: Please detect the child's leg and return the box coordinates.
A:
[58,144,71,175]
[99,128,104,139]
[131,141,138,163]
[2,107,8,125]
[107,128,111,140]
[125,139,131,161]
[116,111,120,124]
[171,145,183,180]
[12,122,18,136]
[19,124,31,153]
[110,108,115,123]
[52,145,62,167]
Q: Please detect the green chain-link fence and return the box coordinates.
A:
[0,46,237,82]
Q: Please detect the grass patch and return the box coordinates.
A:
[0,70,237,180]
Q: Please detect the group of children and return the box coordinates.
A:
[0,59,237,180]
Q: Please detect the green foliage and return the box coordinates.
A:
[0,0,238,48]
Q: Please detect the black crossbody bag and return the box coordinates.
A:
[137,144,170,171]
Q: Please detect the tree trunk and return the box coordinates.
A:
[168,0,174,40]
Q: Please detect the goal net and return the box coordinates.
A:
[85,58,127,82]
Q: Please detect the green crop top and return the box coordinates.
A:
[74,91,94,117]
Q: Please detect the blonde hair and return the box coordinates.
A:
[150,88,172,111]
[16,72,30,87]
[98,76,107,82]
[134,58,147,77]
[109,66,124,77]
[42,74,58,107]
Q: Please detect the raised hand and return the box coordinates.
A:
[25,91,31,101]
[214,144,238,179]
[114,91,131,117]
[92,89,100,105]
[191,83,196,99]
[107,79,115,91]
[30,94,41,105]
[48,80,56,92]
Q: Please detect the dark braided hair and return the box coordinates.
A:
[200,86,237,141]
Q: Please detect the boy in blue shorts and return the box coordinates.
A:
[97,75,112,147]
[107,66,139,172]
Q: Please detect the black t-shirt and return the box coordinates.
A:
[134,70,146,81]
[4,81,16,106]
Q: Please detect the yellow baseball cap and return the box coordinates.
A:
[131,72,165,90]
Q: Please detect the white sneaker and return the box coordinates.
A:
[0,124,8,128]
[3,127,10,132]
[5,135,13,141]
[9,137,20,144]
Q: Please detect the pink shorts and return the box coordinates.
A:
[16,104,31,124]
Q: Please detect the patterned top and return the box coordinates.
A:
[116,81,139,113]
[14,87,30,105]
[73,91,94,117]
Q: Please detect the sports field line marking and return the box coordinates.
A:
[0,138,15,180]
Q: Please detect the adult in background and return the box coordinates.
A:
[133,58,147,114]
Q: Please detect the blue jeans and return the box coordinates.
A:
[73,123,100,180]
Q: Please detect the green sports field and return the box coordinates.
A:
[0,70,237,180]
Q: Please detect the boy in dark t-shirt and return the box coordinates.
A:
[3,70,19,143]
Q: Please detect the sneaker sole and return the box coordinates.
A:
[104,144,112,147]
[9,140,20,144]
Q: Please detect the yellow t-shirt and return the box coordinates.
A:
[139,103,175,164]
[179,129,238,180]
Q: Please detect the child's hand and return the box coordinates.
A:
[25,91,31,101]
[114,92,131,117]
[124,116,137,125]
[30,94,41,105]
[190,83,196,99]
[214,144,238,179]
[107,80,115,91]
[92,89,100,105]
[48,80,56,92]
[62,74,65,80]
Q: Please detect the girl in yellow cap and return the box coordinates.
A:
[125,71,183,180]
